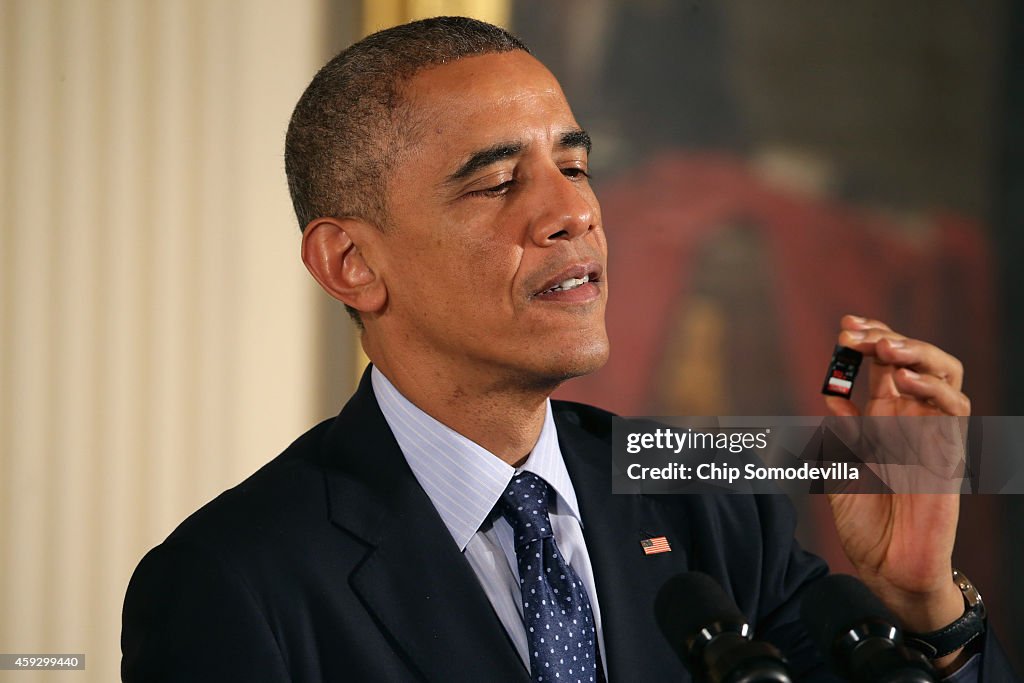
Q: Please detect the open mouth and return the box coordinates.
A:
[532,262,603,302]
[540,273,592,294]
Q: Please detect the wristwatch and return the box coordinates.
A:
[904,569,986,659]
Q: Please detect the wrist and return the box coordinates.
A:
[898,580,966,634]
[862,574,964,633]
[903,570,987,669]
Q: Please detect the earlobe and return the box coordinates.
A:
[300,217,387,313]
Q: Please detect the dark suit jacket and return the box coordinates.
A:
[122,370,1016,682]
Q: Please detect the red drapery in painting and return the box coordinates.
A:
[557,152,998,416]
[555,151,1002,606]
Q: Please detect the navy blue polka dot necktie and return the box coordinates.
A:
[497,471,599,683]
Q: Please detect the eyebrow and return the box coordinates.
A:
[559,129,592,154]
[445,128,592,184]
[447,142,523,183]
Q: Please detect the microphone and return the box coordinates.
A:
[799,574,938,683]
[654,572,793,683]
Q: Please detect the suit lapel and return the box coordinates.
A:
[319,370,528,683]
[556,407,693,682]
[316,371,693,681]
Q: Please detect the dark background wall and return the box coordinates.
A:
[513,0,1022,667]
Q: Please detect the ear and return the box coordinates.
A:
[300,217,387,314]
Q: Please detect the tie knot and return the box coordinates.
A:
[497,471,554,547]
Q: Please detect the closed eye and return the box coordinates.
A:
[467,167,590,199]
[562,167,591,181]
[470,179,515,197]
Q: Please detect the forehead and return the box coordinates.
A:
[400,51,578,156]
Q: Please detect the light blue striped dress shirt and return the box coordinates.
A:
[371,366,608,677]
[371,367,981,681]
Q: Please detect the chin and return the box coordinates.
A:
[532,335,610,387]
[569,337,611,376]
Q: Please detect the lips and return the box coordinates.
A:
[544,274,591,293]
[532,262,603,302]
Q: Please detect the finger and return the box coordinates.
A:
[840,330,964,390]
[875,337,964,391]
[824,395,860,417]
[837,328,904,399]
[840,314,894,333]
[893,369,972,416]
[824,396,861,452]
[837,324,964,388]
[837,329,965,398]
[838,327,907,355]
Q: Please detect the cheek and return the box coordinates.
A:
[391,240,518,326]
[386,206,527,319]
[477,236,522,273]
[453,229,524,290]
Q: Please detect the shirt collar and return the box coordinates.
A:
[371,366,582,551]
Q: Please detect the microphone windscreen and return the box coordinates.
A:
[799,574,898,662]
[654,572,746,655]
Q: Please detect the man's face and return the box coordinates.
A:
[368,51,609,389]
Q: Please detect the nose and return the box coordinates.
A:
[528,166,599,246]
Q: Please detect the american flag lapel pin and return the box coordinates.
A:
[640,536,671,555]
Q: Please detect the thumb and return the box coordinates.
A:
[825,395,860,417]
[823,395,861,455]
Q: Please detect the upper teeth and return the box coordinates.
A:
[549,275,590,292]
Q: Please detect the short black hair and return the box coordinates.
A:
[285,16,529,230]
[285,17,529,326]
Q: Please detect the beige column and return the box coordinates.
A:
[0,0,330,680]
[364,0,509,34]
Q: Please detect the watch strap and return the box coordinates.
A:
[904,570,986,659]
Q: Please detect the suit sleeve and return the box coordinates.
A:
[121,539,291,682]
[977,628,1019,682]
[744,495,1019,683]
[743,494,837,680]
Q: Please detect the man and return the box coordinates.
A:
[121,17,1014,682]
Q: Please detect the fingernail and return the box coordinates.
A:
[849,315,867,324]
[902,369,921,380]
[845,330,865,341]
[887,339,905,348]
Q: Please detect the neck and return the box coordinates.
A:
[368,345,556,466]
